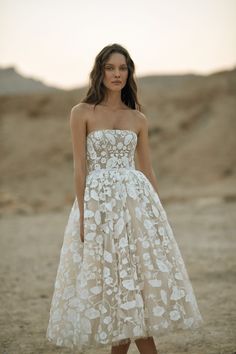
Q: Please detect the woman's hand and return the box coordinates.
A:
[80,220,84,243]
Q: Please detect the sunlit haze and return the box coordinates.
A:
[1,0,235,89]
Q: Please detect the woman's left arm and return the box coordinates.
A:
[135,113,159,195]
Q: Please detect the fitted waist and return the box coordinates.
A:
[87,166,136,177]
[86,156,136,175]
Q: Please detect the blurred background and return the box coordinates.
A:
[0,0,235,353]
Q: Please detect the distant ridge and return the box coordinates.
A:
[1,64,236,97]
[0,66,64,96]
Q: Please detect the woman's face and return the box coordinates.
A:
[102,52,129,91]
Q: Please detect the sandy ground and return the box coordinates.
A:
[0,197,235,354]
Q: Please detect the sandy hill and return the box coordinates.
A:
[0,67,235,215]
[0,66,63,95]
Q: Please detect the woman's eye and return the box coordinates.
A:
[105,67,127,71]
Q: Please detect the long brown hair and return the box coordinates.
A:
[81,43,143,112]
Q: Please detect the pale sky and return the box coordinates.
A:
[1,0,235,89]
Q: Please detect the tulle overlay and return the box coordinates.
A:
[46,129,203,352]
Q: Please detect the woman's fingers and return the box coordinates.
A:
[80,222,84,242]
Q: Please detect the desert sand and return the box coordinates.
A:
[0,68,236,353]
[1,199,235,354]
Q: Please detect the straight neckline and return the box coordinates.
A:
[87,129,138,139]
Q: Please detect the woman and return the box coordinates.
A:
[46,43,203,354]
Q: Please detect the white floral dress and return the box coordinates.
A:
[46,129,203,352]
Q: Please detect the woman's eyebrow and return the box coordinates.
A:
[105,63,127,66]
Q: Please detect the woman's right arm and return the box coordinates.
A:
[69,104,87,239]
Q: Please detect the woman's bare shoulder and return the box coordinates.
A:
[71,102,93,113]
[133,109,147,119]
[70,103,93,122]
[132,109,149,131]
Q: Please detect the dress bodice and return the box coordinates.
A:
[86,129,137,174]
